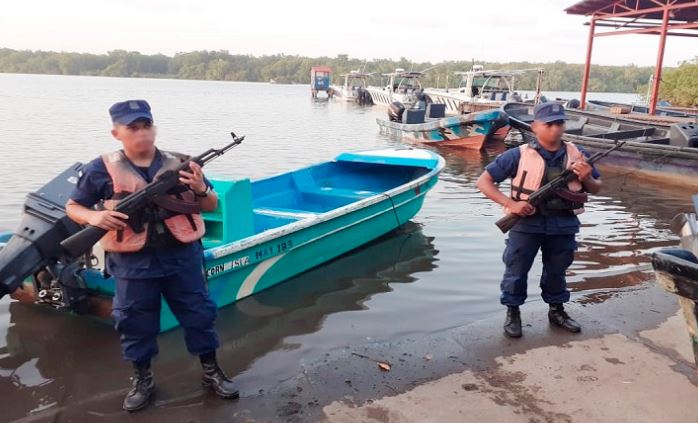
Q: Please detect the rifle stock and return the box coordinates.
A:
[495,213,520,233]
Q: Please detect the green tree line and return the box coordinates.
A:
[0,48,668,94]
[652,57,698,107]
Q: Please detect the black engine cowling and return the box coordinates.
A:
[388,101,405,122]
[0,163,84,299]
[669,123,698,148]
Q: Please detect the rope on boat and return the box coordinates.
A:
[383,193,402,227]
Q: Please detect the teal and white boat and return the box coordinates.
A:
[0,148,444,331]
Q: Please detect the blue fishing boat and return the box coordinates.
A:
[0,147,444,331]
[376,107,510,150]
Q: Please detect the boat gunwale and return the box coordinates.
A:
[375,110,504,133]
[205,151,445,260]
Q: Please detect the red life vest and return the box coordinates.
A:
[507,142,585,215]
[99,150,205,253]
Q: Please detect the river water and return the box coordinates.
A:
[0,74,691,421]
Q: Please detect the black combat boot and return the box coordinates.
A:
[123,361,155,412]
[504,306,522,338]
[548,303,581,333]
[200,352,240,399]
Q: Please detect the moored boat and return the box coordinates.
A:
[330,70,373,105]
[0,148,444,331]
[425,66,544,115]
[376,107,509,150]
[366,69,426,108]
[587,99,698,120]
[503,102,698,189]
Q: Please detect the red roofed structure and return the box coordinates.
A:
[565,1,698,113]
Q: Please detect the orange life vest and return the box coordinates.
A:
[100,150,205,253]
[507,142,585,216]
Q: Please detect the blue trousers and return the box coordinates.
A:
[500,231,576,306]
[111,268,220,363]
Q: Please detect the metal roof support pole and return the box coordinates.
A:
[580,15,596,109]
[649,7,670,115]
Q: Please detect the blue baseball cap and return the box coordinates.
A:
[109,100,153,125]
[533,102,567,123]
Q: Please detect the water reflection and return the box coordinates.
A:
[0,223,437,419]
[569,169,692,297]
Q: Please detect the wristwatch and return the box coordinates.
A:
[194,185,211,198]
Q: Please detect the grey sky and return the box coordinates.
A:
[1,0,694,67]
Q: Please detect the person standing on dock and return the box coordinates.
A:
[65,100,240,411]
[476,103,602,338]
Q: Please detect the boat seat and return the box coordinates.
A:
[595,127,656,140]
[426,103,446,118]
[517,113,535,123]
[290,171,377,210]
[403,108,426,124]
[253,207,319,219]
[202,178,255,248]
[302,186,378,199]
[565,116,588,132]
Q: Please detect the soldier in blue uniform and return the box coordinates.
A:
[476,103,602,338]
[66,100,239,411]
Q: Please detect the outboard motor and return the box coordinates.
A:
[357,88,373,106]
[669,123,698,148]
[0,163,90,312]
[365,89,374,106]
[388,101,405,122]
[565,99,581,109]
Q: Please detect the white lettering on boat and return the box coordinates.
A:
[206,255,251,278]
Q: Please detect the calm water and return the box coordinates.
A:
[0,74,691,420]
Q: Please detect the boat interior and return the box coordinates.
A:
[505,103,698,148]
[202,159,431,248]
[400,104,447,124]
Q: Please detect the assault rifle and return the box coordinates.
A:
[495,140,625,234]
[60,132,244,257]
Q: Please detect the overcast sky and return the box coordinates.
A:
[1,0,694,67]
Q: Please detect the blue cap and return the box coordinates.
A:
[109,100,153,125]
[533,102,567,123]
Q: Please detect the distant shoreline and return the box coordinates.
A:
[0,72,301,85]
[0,48,660,94]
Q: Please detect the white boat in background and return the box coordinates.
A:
[366,69,426,108]
[425,66,544,114]
[330,70,373,105]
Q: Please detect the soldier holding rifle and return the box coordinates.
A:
[476,103,602,338]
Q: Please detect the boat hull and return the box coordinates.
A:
[376,110,509,151]
[424,90,506,115]
[366,87,416,108]
[8,148,444,332]
[330,86,358,102]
